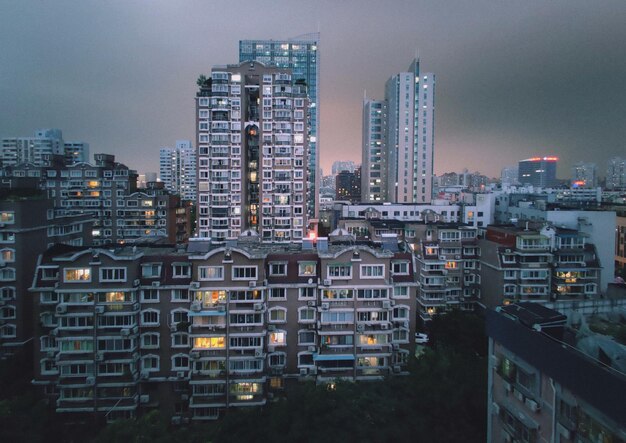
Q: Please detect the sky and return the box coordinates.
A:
[2,0,626,179]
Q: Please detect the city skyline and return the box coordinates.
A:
[2,1,626,178]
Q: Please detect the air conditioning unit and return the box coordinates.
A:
[323,279,331,286]
[171,416,181,425]
[382,301,391,309]
[356,324,364,332]
[46,350,55,358]
[455,255,461,259]
[133,279,141,287]
[177,371,186,379]
[95,352,105,362]
[140,370,150,379]
[267,345,275,353]
[307,300,316,307]
[308,345,317,352]
[440,255,447,260]
[381,323,389,330]
[392,365,401,373]
[263,279,268,287]
[170,324,178,332]
[321,302,329,310]
[402,320,409,328]
[151,281,160,287]
[56,304,67,314]
[132,325,139,334]
[95,306,105,314]
[254,349,264,358]
[308,323,316,330]
[140,394,150,404]
[121,328,130,336]
[190,301,201,312]
[217,305,225,312]
[299,368,308,376]
[392,344,399,350]
[254,303,263,311]
[268,325,276,331]
[249,281,257,288]
[86,376,96,385]
[525,398,540,412]
[189,351,200,360]
[505,249,512,253]
[190,282,200,289]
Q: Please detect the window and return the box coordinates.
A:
[299,287,315,299]
[268,308,287,323]
[141,263,161,278]
[321,334,353,346]
[172,263,191,278]
[268,330,286,346]
[141,309,159,326]
[327,264,351,279]
[298,308,315,322]
[141,333,159,349]
[356,289,387,299]
[320,311,354,323]
[193,336,225,349]
[142,355,160,372]
[392,261,409,275]
[360,264,384,278]
[0,212,15,224]
[0,249,15,263]
[232,266,257,280]
[268,353,286,367]
[268,287,286,300]
[1,287,16,301]
[171,354,189,370]
[100,267,126,282]
[269,262,287,276]
[0,268,15,281]
[198,266,224,281]
[141,289,159,303]
[64,268,91,282]
[298,330,316,345]
[171,289,189,302]
[298,262,317,276]
[393,286,409,298]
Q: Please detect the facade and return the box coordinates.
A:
[31,236,417,422]
[239,34,320,218]
[195,61,309,242]
[487,302,626,443]
[617,213,626,276]
[331,161,356,176]
[1,129,89,167]
[606,157,626,190]
[571,162,597,188]
[501,166,520,187]
[361,99,387,202]
[479,224,602,308]
[335,168,361,203]
[0,154,189,245]
[159,140,197,201]
[0,190,93,358]
[518,157,558,188]
[414,224,480,321]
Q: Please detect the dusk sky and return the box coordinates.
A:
[2,0,625,178]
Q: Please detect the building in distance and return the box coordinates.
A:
[518,156,558,188]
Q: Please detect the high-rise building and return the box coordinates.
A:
[159,140,196,201]
[500,166,519,187]
[571,161,597,188]
[335,168,361,203]
[606,157,626,190]
[518,156,558,187]
[195,61,309,242]
[331,161,356,176]
[239,34,319,218]
[361,99,387,202]
[1,129,89,166]
[362,60,435,204]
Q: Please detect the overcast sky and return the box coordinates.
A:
[2,0,625,178]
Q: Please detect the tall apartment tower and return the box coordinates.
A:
[362,60,435,203]
[239,34,319,218]
[195,61,309,242]
[571,161,597,188]
[1,129,89,167]
[606,156,626,190]
[361,99,387,202]
[518,156,558,187]
[159,140,197,201]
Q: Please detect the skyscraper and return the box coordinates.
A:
[1,128,89,167]
[606,157,626,190]
[518,156,558,187]
[239,34,319,218]
[571,161,597,188]
[195,61,308,242]
[361,99,387,202]
[159,140,196,201]
[362,60,435,203]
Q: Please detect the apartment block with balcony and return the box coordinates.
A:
[479,223,602,308]
[413,224,480,321]
[31,235,418,423]
[487,302,626,443]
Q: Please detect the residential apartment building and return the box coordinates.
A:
[571,162,597,188]
[479,223,602,308]
[606,157,626,190]
[159,140,197,201]
[0,188,93,358]
[413,224,481,321]
[335,168,361,203]
[0,153,190,245]
[30,235,417,422]
[487,302,626,442]
[361,99,387,202]
[1,128,89,167]
[195,61,309,242]
[239,34,320,218]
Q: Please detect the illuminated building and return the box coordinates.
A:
[570,162,597,188]
[195,61,309,242]
[1,128,89,167]
[518,156,558,188]
[159,140,196,201]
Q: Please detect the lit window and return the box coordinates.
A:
[193,336,225,349]
[64,268,91,282]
